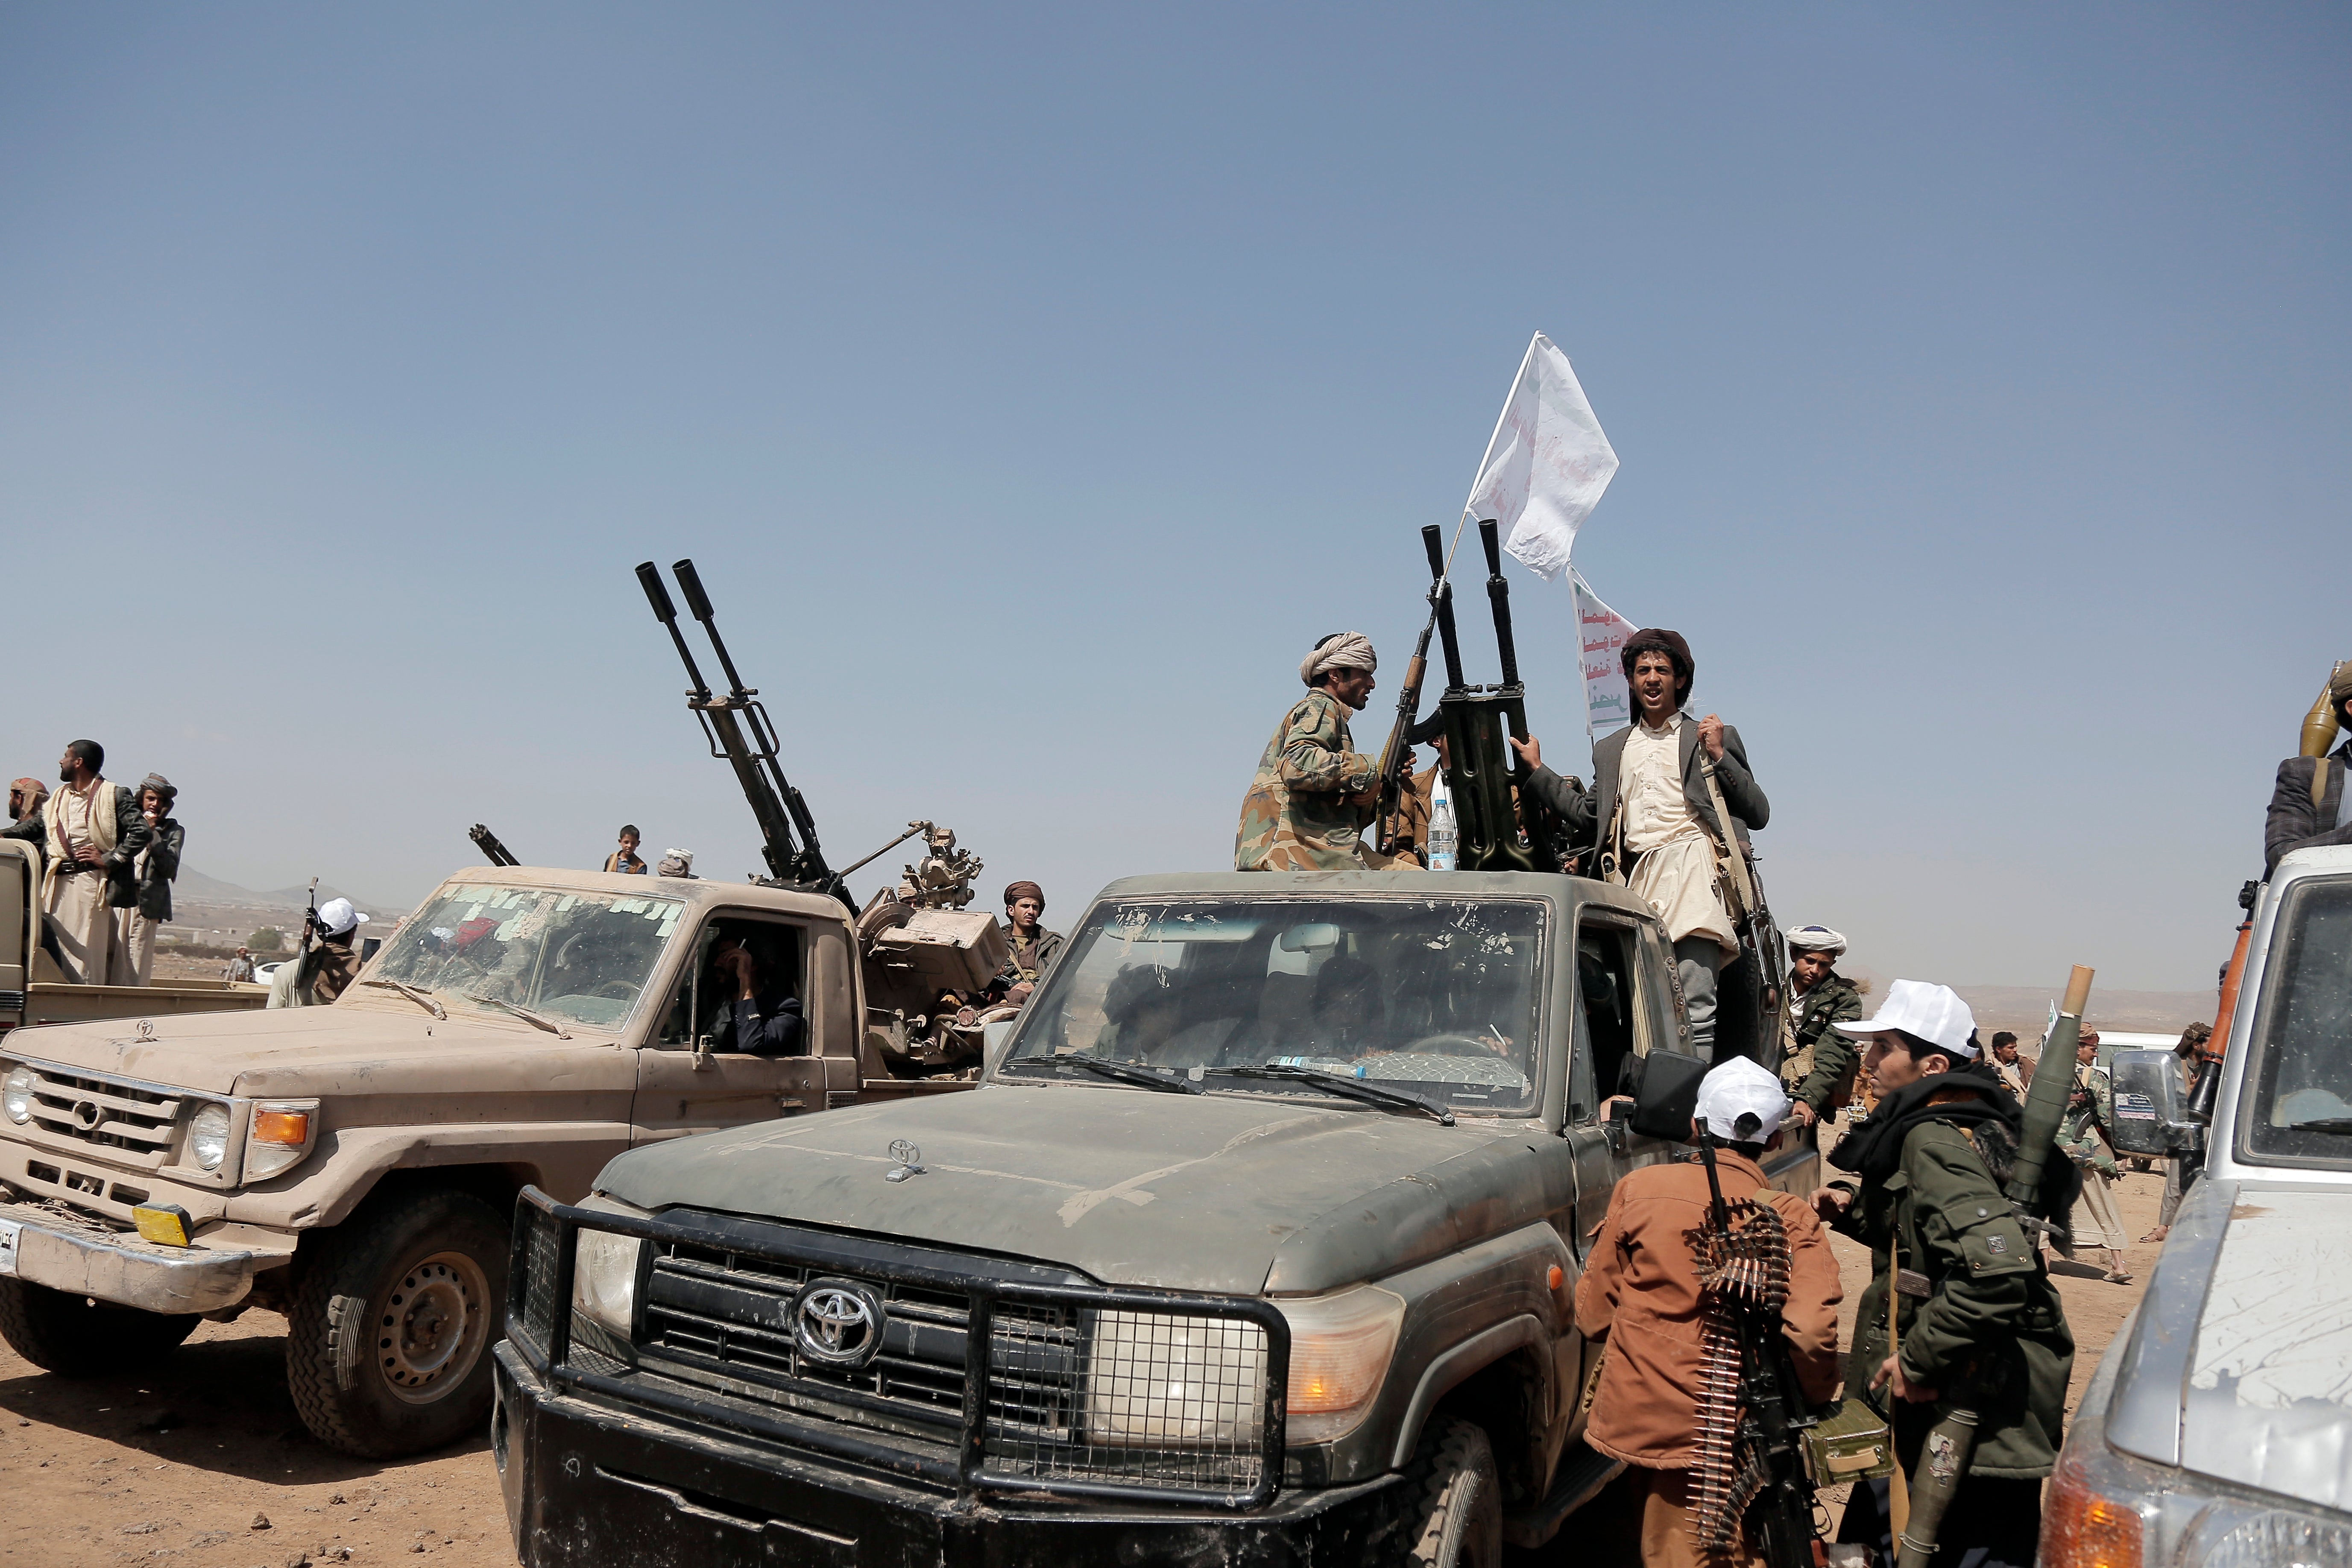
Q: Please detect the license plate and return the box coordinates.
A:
[0,1219,18,1276]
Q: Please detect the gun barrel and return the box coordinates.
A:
[636,562,679,623]
[1478,519,1523,688]
[673,559,757,698]
[1424,525,1467,690]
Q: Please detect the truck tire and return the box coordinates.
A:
[285,1188,507,1458]
[1402,1418,1503,1568]
[0,1278,199,1376]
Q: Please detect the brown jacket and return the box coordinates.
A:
[1573,1149,1842,1469]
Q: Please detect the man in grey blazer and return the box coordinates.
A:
[1511,628,1767,1059]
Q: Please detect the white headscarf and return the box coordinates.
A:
[1785,924,1848,957]
[1299,631,1377,687]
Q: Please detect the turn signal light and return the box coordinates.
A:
[253,1110,310,1146]
[2043,1450,2144,1568]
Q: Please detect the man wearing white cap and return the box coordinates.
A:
[266,897,370,1008]
[1812,980,2074,1568]
[1778,925,1864,1127]
[1574,1058,1841,1566]
[1235,632,1384,871]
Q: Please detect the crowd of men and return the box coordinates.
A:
[4,739,184,987]
[1227,623,2264,1566]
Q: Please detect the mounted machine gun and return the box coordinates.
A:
[1422,520,1564,872]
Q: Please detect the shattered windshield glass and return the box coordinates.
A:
[2245,874,2352,1167]
[367,884,686,1031]
[1003,897,1545,1114]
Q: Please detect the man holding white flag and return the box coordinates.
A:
[1464,332,1619,583]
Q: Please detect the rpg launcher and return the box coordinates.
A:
[635,558,846,908]
[1426,520,1563,872]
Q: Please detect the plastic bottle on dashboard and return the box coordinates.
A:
[1427,791,1458,872]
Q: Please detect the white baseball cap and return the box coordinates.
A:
[1832,979,1979,1058]
[1693,1057,1790,1144]
[317,897,369,936]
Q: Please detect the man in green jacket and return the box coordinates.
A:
[1235,632,1382,871]
[1779,924,1865,1127]
[1811,980,2074,1568]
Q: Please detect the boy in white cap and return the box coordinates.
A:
[1812,980,2075,1568]
[1574,1058,1841,1566]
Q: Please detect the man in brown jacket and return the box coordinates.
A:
[1575,1058,1842,1567]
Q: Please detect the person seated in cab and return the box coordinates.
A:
[707,930,804,1054]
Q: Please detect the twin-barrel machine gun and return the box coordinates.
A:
[1374,519,1564,872]
[633,559,1008,1075]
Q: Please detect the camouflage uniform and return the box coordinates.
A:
[1784,971,1866,1113]
[1235,691,1380,871]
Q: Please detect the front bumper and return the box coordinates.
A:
[494,1344,1402,1568]
[0,1197,284,1314]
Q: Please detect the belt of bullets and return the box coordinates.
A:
[1684,1199,1794,1559]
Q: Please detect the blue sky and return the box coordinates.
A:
[3,4,2344,992]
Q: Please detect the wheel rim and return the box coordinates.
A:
[375,1249,491,1405]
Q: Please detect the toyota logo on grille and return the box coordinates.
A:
[794,1280,885,1368]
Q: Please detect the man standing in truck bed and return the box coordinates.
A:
[1511,629,1767,1059]
[3,740,149,984]
[1235,632,1384,871]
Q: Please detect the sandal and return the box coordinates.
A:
[2105,1270,2134,1284]
[2139,1228,2168,1244]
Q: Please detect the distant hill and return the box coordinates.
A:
[175,868,399,917]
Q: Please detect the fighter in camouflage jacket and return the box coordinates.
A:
[1235,689,1380,871]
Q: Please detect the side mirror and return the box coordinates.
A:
[1626,1050,1708,1142]
[2109,1048,2197,1156]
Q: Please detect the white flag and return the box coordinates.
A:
[1463,333,1619,582]
[1572,569,1637,740]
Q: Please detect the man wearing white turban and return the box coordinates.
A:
[1779,924,1866,1127]
[1236,633,1384,871]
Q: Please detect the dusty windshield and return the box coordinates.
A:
[1003,897,1545,1114]
[367,884,685,1032]
[2245,874,2352,1167]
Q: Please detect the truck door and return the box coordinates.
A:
[1561,908,1687,1258]
[630,910,831,1144]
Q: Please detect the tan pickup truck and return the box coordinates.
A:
[0,840,267,1035]
[0,863,979,1458]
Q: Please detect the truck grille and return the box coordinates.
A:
[642,1240,974,1431]
[20,1066,185,1170]
[507,1193,1286,1507]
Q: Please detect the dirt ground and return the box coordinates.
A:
[0,1168,2173,1568]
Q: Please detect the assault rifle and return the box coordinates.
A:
[1373,525,1449,856]
[1692,1119,1820,1568]
[635,559,846,907]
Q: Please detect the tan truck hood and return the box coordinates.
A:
[0,1000,625,1096]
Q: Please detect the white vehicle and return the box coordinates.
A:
[2044,844,2352,1565]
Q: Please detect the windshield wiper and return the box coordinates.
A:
[360,978,447,1020]
[1016,1055,1201,1095]
[1215,1064,1455,1126]
[463,993,571,1039]
[2288,1118,2352,1134]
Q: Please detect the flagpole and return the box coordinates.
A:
[1449,333,1543,579]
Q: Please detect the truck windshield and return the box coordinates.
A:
[2244,874,2352,1167]
[1002,897,1545,1115]
[366,885,686,1032]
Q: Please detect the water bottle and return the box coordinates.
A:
[1427,793,1458,872]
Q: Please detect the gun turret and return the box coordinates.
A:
[636,559,844,905]
[1428,520,1560,872]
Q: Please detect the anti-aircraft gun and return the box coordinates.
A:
[635,559,1005,1078]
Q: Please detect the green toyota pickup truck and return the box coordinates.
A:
[492,869,1817,1568]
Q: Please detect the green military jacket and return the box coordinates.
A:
[2058,1063,2118,1176]
[1831,1117,2074,1480]
[1784,972,1865,1113]
[1234,690,1378,872]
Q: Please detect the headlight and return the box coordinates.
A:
[243,1100,318,1181]
[2,1065,32,1124]
[188,1103,232,1171]
[1084,1310,1268,1447]
[1277,1285,1406,1444]
[570,1196,650,1343]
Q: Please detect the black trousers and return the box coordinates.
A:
[1834,1474,2042,1568]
